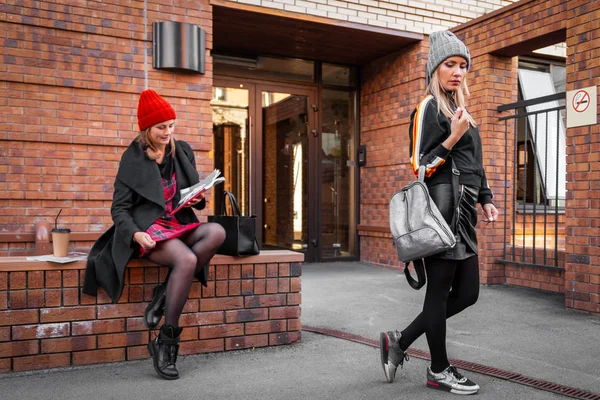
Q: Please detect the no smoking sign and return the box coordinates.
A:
[567,85,597,128]
[572,90,590,113]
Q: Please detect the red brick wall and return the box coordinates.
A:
[564,0,600,314]
[358,41,429,268]
[456,0,567,54]
[0,0,213,246]
[0,260,302,372]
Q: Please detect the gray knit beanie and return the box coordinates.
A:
[426,31,471,86]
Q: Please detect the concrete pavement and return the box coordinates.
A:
[1,261,599,399]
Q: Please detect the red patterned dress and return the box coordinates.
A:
[139,155,200,257]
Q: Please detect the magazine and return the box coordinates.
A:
[171,169,225,215]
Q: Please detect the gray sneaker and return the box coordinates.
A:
[427,365,480,395]
[379,330,409,383]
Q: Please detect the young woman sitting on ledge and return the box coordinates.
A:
[83,89,226,380]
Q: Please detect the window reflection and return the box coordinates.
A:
[262,93,309,252]
[211,87,250,215]
[321,89,356,257]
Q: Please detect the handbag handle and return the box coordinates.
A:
[220,190,242,217]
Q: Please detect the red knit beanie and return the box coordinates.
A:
[137,89,176,131]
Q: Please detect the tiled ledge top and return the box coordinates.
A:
[0,250,304,272]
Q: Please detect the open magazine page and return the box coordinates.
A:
[171,169,225,215]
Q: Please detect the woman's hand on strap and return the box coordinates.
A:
[133,232,156,250]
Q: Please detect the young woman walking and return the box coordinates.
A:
[379,31,498,395]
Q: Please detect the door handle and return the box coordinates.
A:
[311,238,318,247]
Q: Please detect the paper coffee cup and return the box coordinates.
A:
[51,228,71,258]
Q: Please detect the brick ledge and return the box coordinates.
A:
[0,250,304,272]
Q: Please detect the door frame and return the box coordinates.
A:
[213,76,321,262]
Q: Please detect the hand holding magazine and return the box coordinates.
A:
[170,169,225,215]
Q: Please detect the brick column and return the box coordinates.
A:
[465,52,518,284]
[564,1,600,314]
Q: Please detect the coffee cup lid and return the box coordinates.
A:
[51,228,71,233]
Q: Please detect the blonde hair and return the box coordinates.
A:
[135,128,176,161]
[427,70,477,127]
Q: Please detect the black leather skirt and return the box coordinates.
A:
[428,183,479,260]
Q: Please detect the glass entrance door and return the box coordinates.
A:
[210,85,250,217]
[255,85,318,261]
[212,80,319,261]
[259,90,311,255]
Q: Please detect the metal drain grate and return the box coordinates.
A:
[303,326,600,400]
[450,359,521,380]
[303,326,379,347]
[510,376,600,400]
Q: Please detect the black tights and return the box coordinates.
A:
[145,223,225,328]
[399,256,480,373]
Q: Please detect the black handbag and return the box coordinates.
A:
[208,191,260,257]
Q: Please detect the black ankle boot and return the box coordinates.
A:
[148,324,183,380]
[144,279,168,329]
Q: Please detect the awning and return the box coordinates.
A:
[212,0,423,66]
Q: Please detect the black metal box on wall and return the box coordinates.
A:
[153,21,205,74]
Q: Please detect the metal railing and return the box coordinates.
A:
[497,93,566,270]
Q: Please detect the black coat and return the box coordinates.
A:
[83,139,208,303]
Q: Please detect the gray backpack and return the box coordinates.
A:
[389,165,457,289]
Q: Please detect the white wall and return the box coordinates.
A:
[233,0,518,34]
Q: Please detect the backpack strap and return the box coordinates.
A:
[450,158,460,233]
[404,259,426,290]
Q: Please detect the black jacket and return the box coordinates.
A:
[83,139,207,303]
[408,95,493,205]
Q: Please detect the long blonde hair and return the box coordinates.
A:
[135,128,176,160]
[427,70,477,127]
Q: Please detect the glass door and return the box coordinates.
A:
[212,79,319,261]
[255,84,318,261]
[319,89,357,259]
[211,84,251,217]
[257,88,312,257]
[213,58,359,262]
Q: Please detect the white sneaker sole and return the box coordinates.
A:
[427,380,480,395]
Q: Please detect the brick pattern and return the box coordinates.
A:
[563,0,600,314]
[460,0,567,58]
[358,41,430,267]
[0,0,214,235]
[227,0,517,34]
[505,265,565,293]
[0,261,302,372]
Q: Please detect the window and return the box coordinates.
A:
[516,59,566,207]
